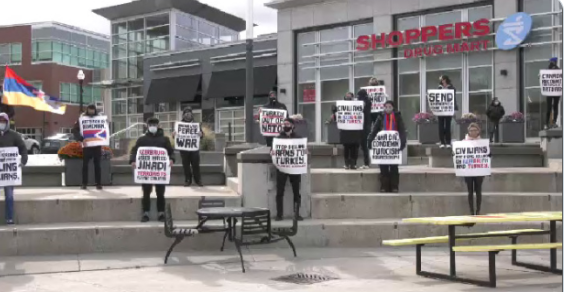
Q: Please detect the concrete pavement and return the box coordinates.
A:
[0,247,561,291]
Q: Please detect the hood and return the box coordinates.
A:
[0,112,10,132]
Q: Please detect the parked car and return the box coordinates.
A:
[20,134,41,155]
[41,133,75,154]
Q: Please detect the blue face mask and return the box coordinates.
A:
[148,126,158,134]
[0,122,7,131]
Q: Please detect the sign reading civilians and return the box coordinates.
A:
[335,100,364,130]
[0,147,21,187]
[540,69,563,96]
[271,138,308,175]
[260,109,287,137]
[134,147,171,184]
[362,86,387,113]
[452,139,491,177]
[427,89,455,116]
[79,115,110,147]
[370,131,402,165]
[174,122,200,151]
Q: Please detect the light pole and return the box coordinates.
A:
[77,70,85,114]
[244,0,254,142]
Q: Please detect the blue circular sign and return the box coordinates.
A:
[495,12,533,50]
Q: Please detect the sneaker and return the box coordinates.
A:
[446,145,451,148]
[6,219,14,225]
[359,165,370,170]
[439,144,445,149]
[195,182,204,187]
[80,185,87,190]
[344,165,350,170]
[157,212,165,222]
[184,180,192,187]
[297,215,304,221]
[141,213,150,223]
[350,165,357,170]
[391,189,399,193]
[96,185,103,190]
[380,188,387,193]
[275,216,283,221]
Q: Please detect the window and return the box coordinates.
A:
[59,83,100,104]
[0,42,22,65]
[28,81,43,91]
[32,40,108,69]
[16,128,42,141]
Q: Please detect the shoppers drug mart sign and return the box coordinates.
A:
[495,12,532,50]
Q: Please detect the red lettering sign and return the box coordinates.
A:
[303,88,315,103]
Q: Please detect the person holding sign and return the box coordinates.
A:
[435,75,458,148]
[258,91,288,147]
[543,57,561,129]
[331,92,362,170]
[129,117,175,223]
[367,101,406,193]
[0,113,27,224]
[173,107,204,187]
[357,89,373,169]
[73,104,106,190]
[269,118,305,221]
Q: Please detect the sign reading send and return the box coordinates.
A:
[427,89,455,116]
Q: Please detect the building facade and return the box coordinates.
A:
[0,22,110,141]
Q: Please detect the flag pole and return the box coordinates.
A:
[244,0,254,143]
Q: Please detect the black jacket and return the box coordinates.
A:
[367,111,407,151]
[438,84,459,112]
[276,131,301,139]
[262,100,288,111]
[357,91,373,131]
[486,102,505,122]
[0,129,28,165]
[331,101,362,145]
[129,128,175,164]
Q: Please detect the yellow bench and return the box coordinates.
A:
[382,229,547,246]
[453,242,562,252]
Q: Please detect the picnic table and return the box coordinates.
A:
[387,211,562,287]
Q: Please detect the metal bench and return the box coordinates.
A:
[163,204,199,264]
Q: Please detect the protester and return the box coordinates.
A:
[486,97,505,143]
[368,77,382,123]
[73,104,102,190]
[357,89,372,169]
[331,92,362,170]
[461,123,489,215]
[269,118,304,221]
[259,90,288,147]
[436,75,458,148]
[545,57,561,129]
[130,117,175,223]
[367,101,406,193]
[173,107,204,187]
[0,113,28,224]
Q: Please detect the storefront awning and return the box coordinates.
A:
[145,75,201,105]
[206,66,277,99]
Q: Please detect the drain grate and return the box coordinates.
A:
[272,273,338,285]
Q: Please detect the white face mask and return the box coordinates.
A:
[0,123,8,131]
[148,126,158,134]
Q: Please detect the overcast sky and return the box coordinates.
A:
[0,0,277,38]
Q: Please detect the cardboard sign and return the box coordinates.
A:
[452,139,491,177]
[0,147,21,187]
[370,131,402,165]
[260,109,287,137]
[79,115,110,147]
[362,86,387,113]
[335,100,364,130]
[540,69,563,96]
[427,89,455,116]
[134,147,171,184]
[174,122,200,151]
[271,138,308,175]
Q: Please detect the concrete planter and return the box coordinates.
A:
[417,123,440,144]
[64,159,112,186]
[500,122,525,143]
[294,121,309,138]
[326,122,340,144]
[252,122,267,144]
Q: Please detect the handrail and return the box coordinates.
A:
[109,122,144,139]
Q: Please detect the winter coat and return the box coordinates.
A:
[367,111,407,151]
[486,103,505,122]
[129,128,175,164]
[356,90,373,131]
[178,108,204,154]
[438,84,459,112]
[0,113,28,165]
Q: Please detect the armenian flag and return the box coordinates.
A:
[2,67,66,115]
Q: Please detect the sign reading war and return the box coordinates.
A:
[174,122,200,151]
[0,147,21,187]
[271,138,308,175]
[335,100,364,131]
[134,147,171,184]
[539,69,563,97]
[260,109,287,137]
[79,115,110,147]
[452,139,491,177]
[370,131,402,165]
[427,89,455,116]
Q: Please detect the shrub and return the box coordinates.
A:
[412,112,438,124]
[500,112,524,123]
[58,142,113,160]
[456,113,480,124]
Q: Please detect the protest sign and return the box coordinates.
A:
[427,89,455,116]
[0,147,21,187]
[370,131,402,165]
[134,147,171,184]
[452,139,491,177]
[335,100,364,130]
[260,109,287,137]
[362,86,387,113]
[540,69,563,96]
[174,122,200,151]
[79,115,110,147]
[271,138,308,175]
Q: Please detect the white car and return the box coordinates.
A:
[20,134,41,155]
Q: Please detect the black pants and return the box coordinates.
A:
[343,143,359,167]
[489,121,500,143]
[546,96,561,126]
[275,170,301,217]
[438,116,452,145]
[141,184,166,213]
[360,129,370,166]
[379,165,399,192]
[464,177,484,215]
[82,146,101,186]
[265,137,274,147]
[370,112,381,125]
[181,151,201,183]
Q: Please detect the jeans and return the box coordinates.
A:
[181,151,201,183]
[343,143,359,167]
[141,184,166,213]
[438,116,452,145]
[4,186,13,221]
[546,96,561,126]
[275,170,301,217]
[82,146,102,186]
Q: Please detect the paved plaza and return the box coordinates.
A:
[0,247,561,292]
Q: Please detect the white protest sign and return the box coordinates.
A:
[427,89,455,116]
[452,139,491,177]
[540,69,563,96]
[134,147,171,184]
[370,131,402,165]
[79,115,110,147]
[271,138,308,175]
[0,147,21,187]
[335,100,364,130]
[362,86,387,113]
[260,109,287,137]
[174,122,200,151]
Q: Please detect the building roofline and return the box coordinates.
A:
[0,21,109,39]
[265,0,328,10]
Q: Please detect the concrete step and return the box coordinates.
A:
[0,187,241,224]
[311,193,562,219]
[0,219,560,256]
[227,177,239,194]
[311,167,563,193]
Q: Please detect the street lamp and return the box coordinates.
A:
[77,70,85,114]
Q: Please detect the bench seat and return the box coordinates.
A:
[382,229,547,246]
[453,242,562,252]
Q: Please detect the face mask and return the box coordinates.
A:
[384,107,393,114]
[283,126,292,133]
[270,97,277,103]
[0,123,7,131]
[494,101,499,105]
[183,114,193,121]
[148,126,158,134]
[87,111,95,116]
